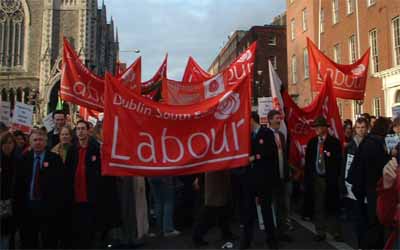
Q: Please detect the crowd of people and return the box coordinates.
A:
[0,109,399,250]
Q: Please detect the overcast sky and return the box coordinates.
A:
[101,0,286,80]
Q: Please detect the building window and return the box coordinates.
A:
[268,35,277,46]
[373,97,381,117]
[367,0,376,7]
[369,29,379,73]
[320,8,325,33]
[393,16,400,66]
[269,56,277,70]
[353,100,363,118]
[290,19,295,40]
[302,8,308,31]
[303,48,309,79]
[347,0,354,15]
[338,101,344,117]
[0,1,26,69]
[333,43,341,63]
[349,34,357,63]
[332,0,339,24]
[291,55,297,84]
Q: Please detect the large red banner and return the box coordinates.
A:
[142,55,167,91]
[101,64,253,176]
[119,57,142,94]
[182,56,211,83]
[307,38,370,100]
[163,43,256,105]
[283,77,344,180]
[61,38,105,111]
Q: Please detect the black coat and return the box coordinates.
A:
[250,127,289,194]
[348,134,390,202]
[304,135,342,214]
[65,138,120,230]
[15,150,68,221]
[47,130,60,149]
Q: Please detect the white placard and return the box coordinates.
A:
[385,134,400,153]
[11,102,33,133]
[258,97,273,125]
[0,101,11,126]
[43,113,55,132]
[392,105,400,118]
[88,116,98,126]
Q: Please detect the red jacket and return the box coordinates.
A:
[376,171,400,250]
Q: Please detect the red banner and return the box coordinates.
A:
[163,43,256,105]
[119,57,142,94]
[307,38,370,100]
[102,64,253,176]
[182,56,211,83]
[61,38,105,111]
[79,107,100,121]
[283,77,344,180]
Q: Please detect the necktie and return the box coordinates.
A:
[317,137,325,175]
[274,131,282,150]
[33,156,41,199]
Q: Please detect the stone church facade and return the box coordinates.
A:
[0,0,118,121]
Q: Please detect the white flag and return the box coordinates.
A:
[268,60,287,140]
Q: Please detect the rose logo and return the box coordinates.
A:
[209,80,219,92]
[214,92,240,120]
[237,51,252,63]
[351,64,366,76]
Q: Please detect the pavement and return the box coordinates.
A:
[135,214,356,249]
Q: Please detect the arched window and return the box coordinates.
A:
[395,90,400,104]
[0,0,25,68]
[16,87,22,102]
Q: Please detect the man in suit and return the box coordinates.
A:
[47,110,67,149]
[304,116,342,242]
[65,120,119,249]
[15,129,68,249]
[238,112,279,250]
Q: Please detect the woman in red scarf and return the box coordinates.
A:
[377,157,400,250]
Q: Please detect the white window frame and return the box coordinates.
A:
[332,0,339,25]
[353,100,363,119]
[347,0,354,15]
[349,34,357,63]
[367,0,376,7]
[373,97,381,117]
[291,55,297,84]
[333,43,341,63]
[291,19,295,40]
[369,29,379,73]
[303,48,309,79]
[393,16,400,66]
[302,8,308,32]
[338,101,344,117]
[268,35,277,46]
[320,8,325,33]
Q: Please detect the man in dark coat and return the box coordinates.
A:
[348,117,391,249]
[340,118,368,248]
[238,112,280,250]
[47,110,67,149]
[65,120,119,249]
[15,129,68,249]
[304,116,342,242]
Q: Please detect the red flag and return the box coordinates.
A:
[283,76,344,181]
[61,38,105,111]
[163,42,256,105]
[307,38,370,100]
[142,55,167,91]
[79,107,100,121]
[118,57,142,94]
[182,56,211,83]
[101,70,252,176]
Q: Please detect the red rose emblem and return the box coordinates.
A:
[259,139,264,144]
[92,155,97,162]
[324,151,331,157]
[43,162,49,168]
[256,154,261,160]
[209,80,219,93]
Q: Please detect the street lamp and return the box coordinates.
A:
[120,49,141,53]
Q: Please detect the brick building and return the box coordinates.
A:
[286,0,400,120]
[208,24,287,107]
[0,0,118,121]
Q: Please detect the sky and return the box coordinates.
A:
[100,0,286,80]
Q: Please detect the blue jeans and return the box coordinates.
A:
[149,178,176,233]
